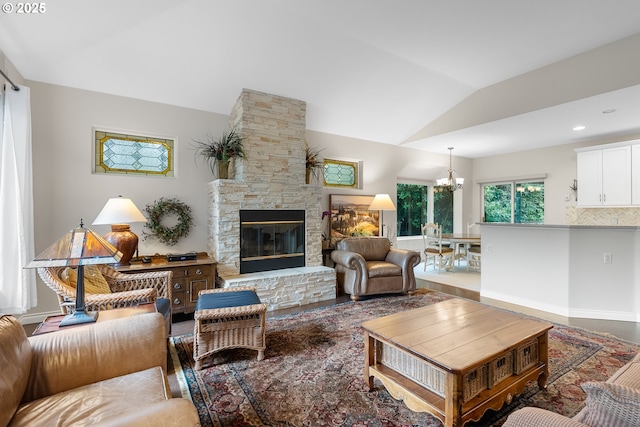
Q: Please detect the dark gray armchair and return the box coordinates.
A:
[331,237,421,300]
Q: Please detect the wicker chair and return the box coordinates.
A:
[37,265,173,332]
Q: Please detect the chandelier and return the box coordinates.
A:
[436,147,464,192]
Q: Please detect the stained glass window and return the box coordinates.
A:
[94,129,174,177]
[323,158,358,188]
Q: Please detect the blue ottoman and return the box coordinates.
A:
[193,287,267,370]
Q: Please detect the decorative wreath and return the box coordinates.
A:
[143,197,193,246]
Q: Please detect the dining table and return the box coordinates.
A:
[441,232,481,266]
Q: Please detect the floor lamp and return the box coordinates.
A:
[369,194,396,238]
[26,221,123,326]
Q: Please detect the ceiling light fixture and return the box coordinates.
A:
[436,147,464,192]
[573,125,586,131]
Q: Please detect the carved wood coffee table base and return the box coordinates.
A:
[362,299,553,427]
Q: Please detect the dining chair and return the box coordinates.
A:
[421,223,454,273]
[466,222,482,272]
[467,245,482,272]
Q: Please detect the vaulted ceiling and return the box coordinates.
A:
[1,0,640,158]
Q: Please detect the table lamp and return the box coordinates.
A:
[25,220,123,326]
[368,194,396,237]
[92,195,147,266]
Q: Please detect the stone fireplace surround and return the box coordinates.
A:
[207,89,336,311]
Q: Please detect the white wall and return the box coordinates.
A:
[24,79,640,321]
[482,224,640,322]
[305,130,474,239]
[26,83,469,320]
[29,82,227,317]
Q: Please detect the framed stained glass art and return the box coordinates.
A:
[93,128,175,177]
[323,158,359,188]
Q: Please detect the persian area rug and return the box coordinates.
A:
[169,291,640,427]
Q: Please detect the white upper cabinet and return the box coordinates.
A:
[576,144,631,206]
[577,150,603,206]
[632,144,640,205]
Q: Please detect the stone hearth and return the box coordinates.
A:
[207,89,335,311]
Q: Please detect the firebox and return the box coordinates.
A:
[240,210,305,274]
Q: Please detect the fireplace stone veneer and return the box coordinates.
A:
[208,89,336,311]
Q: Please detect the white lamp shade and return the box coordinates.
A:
[369,194,396,211]
[92,196,147,225]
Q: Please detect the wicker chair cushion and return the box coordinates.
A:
[196,290,261,310]
[156,298,171,319]
[575,381,640,427]
[62,266,111,294]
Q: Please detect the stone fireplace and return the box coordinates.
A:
[208,89,336,311]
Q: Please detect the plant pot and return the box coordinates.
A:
[218,160,230,179]
[305,168,311,184]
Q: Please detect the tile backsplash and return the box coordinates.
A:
[566,206,640,225]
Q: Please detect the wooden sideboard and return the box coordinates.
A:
[116,253,216,315]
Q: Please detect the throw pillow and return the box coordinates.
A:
[578,381,640,427]
[62,265,111,294]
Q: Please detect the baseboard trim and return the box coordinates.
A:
[568,308,638,323]
[480,289,569,318]
[481,289,638,322]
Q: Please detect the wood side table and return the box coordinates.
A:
[32,303,157,335]
[116,253,216,315]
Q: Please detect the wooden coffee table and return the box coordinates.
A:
[362,298,553,427]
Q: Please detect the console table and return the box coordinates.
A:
[116,253,216,315]
[362,299,552,427]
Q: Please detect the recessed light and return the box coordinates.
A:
[602,109,617,114]
[573,125,586,131]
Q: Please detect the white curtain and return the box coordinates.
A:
[0,84,36,314]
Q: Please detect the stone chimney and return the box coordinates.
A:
[208,89,323,277]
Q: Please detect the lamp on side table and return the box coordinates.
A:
[92,195,147,266]
[25,220,123,326]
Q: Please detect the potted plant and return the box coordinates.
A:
[305,143,324,184]
[193,128,244,179]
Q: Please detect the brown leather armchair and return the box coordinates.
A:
[331,237,421,300]
[0,313,200,427]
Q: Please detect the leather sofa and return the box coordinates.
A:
[0,312,200,427]
[331,237,421,300]
[504,352,640,426]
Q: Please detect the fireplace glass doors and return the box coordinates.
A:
[240,210,305,274]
